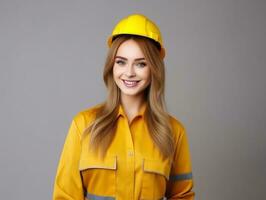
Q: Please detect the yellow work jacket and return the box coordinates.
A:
[52,103,195,200]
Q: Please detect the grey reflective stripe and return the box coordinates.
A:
[85,191,115,200]
[169,172,193,181]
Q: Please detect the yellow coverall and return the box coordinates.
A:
[53,103,195,199]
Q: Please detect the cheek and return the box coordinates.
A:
[112,66,120,79]
[142,68,151,81]
[113,64,125,73]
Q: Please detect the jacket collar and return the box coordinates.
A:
[117,102,147,119]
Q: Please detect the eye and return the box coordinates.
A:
[136,62,147,68]
[115,60,126,66]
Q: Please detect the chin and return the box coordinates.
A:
[120,88,147,97]
[121,91,140,96]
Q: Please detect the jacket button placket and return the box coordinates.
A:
[125,119,135,200]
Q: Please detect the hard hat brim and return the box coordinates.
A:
[107,35,165,59]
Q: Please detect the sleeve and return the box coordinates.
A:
[165,126,195,200]
[52,118,85,200]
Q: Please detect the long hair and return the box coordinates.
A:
[83,34,174,159]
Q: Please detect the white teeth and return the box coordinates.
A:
[123,80,139,87]
[124,80,137,84]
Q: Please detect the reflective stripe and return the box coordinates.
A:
[85,191,115,200]
[169,172,193,181]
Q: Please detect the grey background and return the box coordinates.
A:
[0,0,265,199]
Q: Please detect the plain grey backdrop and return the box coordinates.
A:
[1,0,265,199]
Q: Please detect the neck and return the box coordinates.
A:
[120,93,146,117]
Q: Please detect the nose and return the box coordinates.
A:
[125,64,136,77]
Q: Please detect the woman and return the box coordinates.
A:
[53,14,195,200]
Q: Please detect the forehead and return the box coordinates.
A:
[115,39,145,59]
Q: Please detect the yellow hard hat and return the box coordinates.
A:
[107,14,166,59]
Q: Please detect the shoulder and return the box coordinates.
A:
[72,103,104,132]
[168,114,187,141]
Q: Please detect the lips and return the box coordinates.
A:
[122,79,140,87]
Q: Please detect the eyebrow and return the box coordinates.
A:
[115,56,146,61]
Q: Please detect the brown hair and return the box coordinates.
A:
[82,35,174,159]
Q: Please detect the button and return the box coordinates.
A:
[128,151,134,157]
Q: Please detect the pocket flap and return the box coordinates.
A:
[143,159,171,180]
[79,156,117,171]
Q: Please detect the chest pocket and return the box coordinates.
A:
[141,158,171,200]
[79,155,117,199]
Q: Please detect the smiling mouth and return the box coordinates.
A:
[122,79,140,87]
